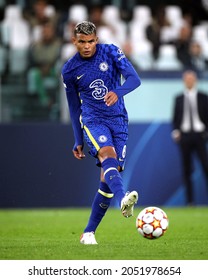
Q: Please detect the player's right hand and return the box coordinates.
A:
[104,91,118,106]
[73,145,85,160]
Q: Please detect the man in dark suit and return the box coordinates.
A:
[172,70,208,205]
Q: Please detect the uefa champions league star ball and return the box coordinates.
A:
[136,206,169,239]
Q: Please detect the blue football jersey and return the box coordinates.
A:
[62,44,140,122]
[62,43,141,148]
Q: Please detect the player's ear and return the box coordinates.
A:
[72,36,76,45]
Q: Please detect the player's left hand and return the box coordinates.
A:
[73,145,85,160]
[104,91,118,106]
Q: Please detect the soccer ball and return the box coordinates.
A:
[136,206,169,239]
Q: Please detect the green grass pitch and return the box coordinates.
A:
[0,207,208,260]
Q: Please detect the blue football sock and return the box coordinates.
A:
[101,158,125,204]
[84,182,113,233]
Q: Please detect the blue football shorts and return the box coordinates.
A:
[83,120,128,170]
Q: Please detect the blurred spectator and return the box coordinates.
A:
[25,0,57,26]
[175,22,193,68]
[60,20,77,63]
[88,4,106,28]
[174,21,208,74]
[24,0,59,42]
[188,41,208,74]
[179,0,208,25]
[146,5,171,60]
[88,4,117,45]
[27,20,61,109]
[62,20,76,43]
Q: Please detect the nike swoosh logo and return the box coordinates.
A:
[77,74,84,80]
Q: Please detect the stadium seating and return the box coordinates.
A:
[154,44,183,70]
[200,41,208,59]
[60,43,76,63]
[68,4,88,22]
[1,5,30,75]
[130,40,154,70]
[102,5,120,20]
[160,25,181,43]
[1,2,208,122]
[1,5,30,48]
[192,24,208,43]
[129,20,149,44]
[192,24,208,59]
[8,48,29,75]
[131,5,152,28]
[44,4,56,18]
[97,25,120,45]
[165,5,183,27]
[102,5,127,46]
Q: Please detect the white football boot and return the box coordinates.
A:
[121,191,138,218]
[80,232,98,245]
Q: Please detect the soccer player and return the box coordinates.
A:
[62,21,141,244]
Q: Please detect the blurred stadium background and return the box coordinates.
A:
[0,0,208,208]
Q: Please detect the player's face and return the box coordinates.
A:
[73,33,98,58]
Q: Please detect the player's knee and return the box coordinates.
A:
[98,146,117,162]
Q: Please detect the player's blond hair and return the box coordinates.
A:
[74,21,96,36]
